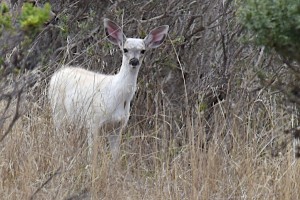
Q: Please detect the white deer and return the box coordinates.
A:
[48,18,169,159]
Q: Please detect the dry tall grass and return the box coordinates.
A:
[1,83,299,200]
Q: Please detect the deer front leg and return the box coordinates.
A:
[107,120,126,161]
[108,131,122,161]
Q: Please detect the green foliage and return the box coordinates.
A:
[0,2,52,36]
[172,36,185,45]
[238,0,300,62]
[0,3,12,33]
[198,102,208,112]
[57,14,69,38]
[19,2,51,34]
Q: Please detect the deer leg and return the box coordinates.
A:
[52,103,66,132]
[107,121,125,161]
[108,130,122,161]
[87,121,100,158]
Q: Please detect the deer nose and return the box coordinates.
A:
[129,58,139,66]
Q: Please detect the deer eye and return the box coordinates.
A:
[141,50,146,54]
[123,48,128,53]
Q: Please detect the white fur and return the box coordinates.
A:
[48,18,169,159]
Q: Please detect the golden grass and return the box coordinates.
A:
[1,93,300,200]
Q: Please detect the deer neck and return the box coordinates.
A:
[114,55,140,95]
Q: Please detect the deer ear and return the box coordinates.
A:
[144,25,169,49]
[104,18,126,46]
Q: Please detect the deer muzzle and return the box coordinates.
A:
[129,58,139,67]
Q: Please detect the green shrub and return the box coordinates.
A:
[0,3,12,33]
[19,2,51,34]
[238,0,300,62]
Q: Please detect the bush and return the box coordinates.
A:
[238,0,300,62]
[238,0,300,148]
[0,3,12,33]
[0,2,52,134]
[19,2,51,34]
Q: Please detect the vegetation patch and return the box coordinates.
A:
[238,0,300,62]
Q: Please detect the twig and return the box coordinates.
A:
[0,86,22,143]
[30,167,61,200]
[139,13,168,23]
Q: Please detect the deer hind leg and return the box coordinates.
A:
[87,121,100,158]
[51,102,66,132]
